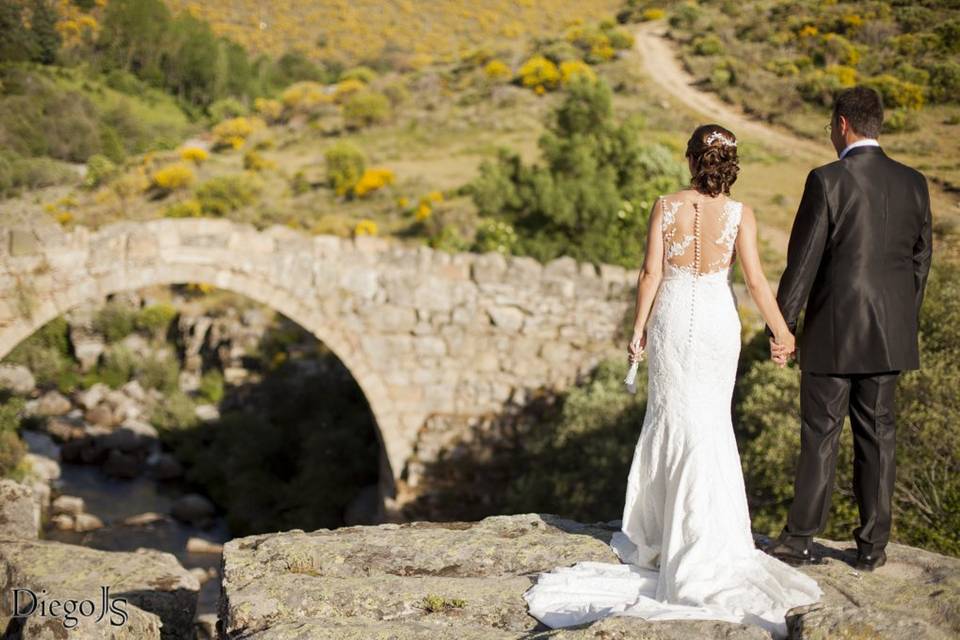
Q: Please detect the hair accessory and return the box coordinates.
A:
[705,131,737,147]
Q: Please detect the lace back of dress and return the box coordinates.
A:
[661,195,741,276]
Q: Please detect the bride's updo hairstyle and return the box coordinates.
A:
[685,124,739,197]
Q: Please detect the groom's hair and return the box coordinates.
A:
[832,87,884,138]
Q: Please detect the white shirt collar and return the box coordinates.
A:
[839,138,880,160]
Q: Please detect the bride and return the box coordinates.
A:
[523,124,822,638]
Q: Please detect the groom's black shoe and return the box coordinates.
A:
[853,548,886,572]
[764,533,818,566]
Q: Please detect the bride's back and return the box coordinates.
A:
[659,189,742,277]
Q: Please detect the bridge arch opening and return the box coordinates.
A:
[0,282,395,528]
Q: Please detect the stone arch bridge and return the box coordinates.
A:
[0,219,640,517]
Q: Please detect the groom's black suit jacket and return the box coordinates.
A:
[770,145,933,374]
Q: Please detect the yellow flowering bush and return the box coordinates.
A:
[484,59,512,81]
[179,146,209,164]
[281,82,332,114]
[334,78,366,103]
[560,59,596,85]
[164,199,203,218]
[151,162,195,192]
[642,8,666,21]
[341,66,378,83]
[424,190,444,203]
[864,74,925,110]
[254,97,284,122]
[415,202,432,221]
[825,64,857,87]
[517,55,561,92]
[211,116,264,150]
[799,25,819,38]
[354,219,378,236]
[352,168,395,197]
[187,283,216,294]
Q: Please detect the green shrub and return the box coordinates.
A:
[468,77,686,269]
[137,355,179,394]
[4,317,74,388]
[197,369,224,404]
[83,154,117,189]
[97,345,137,389]
[195,174,262,216]
[471,218,518,255]
[324,142,366,196]
[93,300,137,343]
[135,303,177,336]
[208,97,248,122]
[927,61,960,103]
[883,108,920,133]
[0,396,27,479]
[693,34,723,56]
[669,2,701,30]
[342,90,391,129]
[150,389,198,433]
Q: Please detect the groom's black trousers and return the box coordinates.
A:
[782,370,900,554]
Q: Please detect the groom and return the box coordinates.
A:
[763,86,933,571]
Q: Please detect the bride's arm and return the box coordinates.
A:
[630,199,665,350]
[735,205,794,357]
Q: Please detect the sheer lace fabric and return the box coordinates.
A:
[523,194,822,639]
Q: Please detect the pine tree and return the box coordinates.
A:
[29,0,61,65]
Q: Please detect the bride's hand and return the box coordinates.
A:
[628,331,646,363]
[771,332,796,367]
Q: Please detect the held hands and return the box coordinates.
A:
[769,332,797,368]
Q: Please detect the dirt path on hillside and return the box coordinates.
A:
[633,21,834,164]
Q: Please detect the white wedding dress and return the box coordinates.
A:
[523,194,822,639]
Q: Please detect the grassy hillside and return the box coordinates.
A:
[629,0,960,190]
[164,0,624,67]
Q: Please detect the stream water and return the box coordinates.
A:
[25,430,230,619]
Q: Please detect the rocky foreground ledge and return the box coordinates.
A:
[220,512,960,640]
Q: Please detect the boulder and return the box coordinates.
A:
[73,512,105,532]
[0,538,199,639]
[84,403,116,428]
[35,390,71,416]
[75,383,108,411]
[219,513,960,640]
[195,403,220,422]
[171,493,216,526]
[186,536,223,554]
[49,513,75,530]
[51,494,85,516]
[23,453,61,482]
[0,479,39,539]
[121,379,147,402]
[45,416,84,442]
[0,363,35,394]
